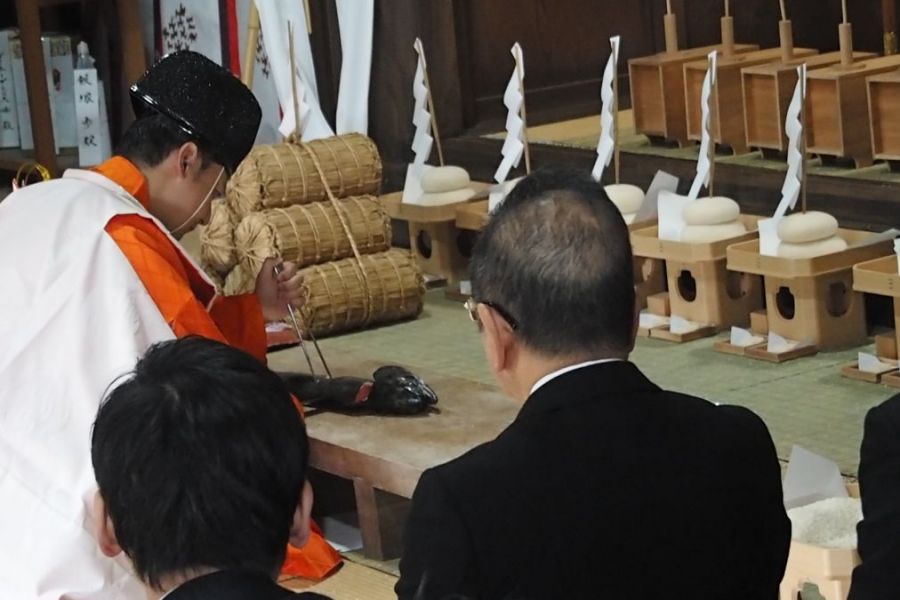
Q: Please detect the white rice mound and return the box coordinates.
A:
[787,497,862,549]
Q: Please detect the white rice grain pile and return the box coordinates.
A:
[787,497,862,549]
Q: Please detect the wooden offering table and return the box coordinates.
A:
[726,232,893,362]
[629,43,758,145]
[742,51,876,153]
[630,217,763,342]
[268,351,518,561]
[845,255,900,385]
[383,184,490,287]
[684,47,818,155]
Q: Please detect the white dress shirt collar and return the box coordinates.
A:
[529,358,623,397]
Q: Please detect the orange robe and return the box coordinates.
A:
[96,157,341,580]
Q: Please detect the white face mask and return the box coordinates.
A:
[171,167,225,237]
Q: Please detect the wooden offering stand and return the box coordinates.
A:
[455,200,666,308]
[742,0,874,153]
[631,216,763,342]
[684,1,816,154]
[726,231,893,362]
[867,69,900,166]
[629,1,757,146]
[806,1,900,168]
[779,485,861,600]
[383,184,489,288]
[843,255,900,385]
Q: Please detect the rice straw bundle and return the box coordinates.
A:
[227,133,382,217]
[223,263,256,296]
[296,249,424,337]
[199,198,240,275]
[234,195,390,276]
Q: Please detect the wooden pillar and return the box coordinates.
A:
[14,0,57,176]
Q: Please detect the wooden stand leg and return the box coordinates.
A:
[409,220,469,285]
[634,256,666,308]
[353,478,409,561]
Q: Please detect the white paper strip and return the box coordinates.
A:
[895,238,900,274]
[730,326,764,348]
[767,332,812,354]
[401,38,435,203]
[670,315,704,335]
[657,189,693,242]
[255,0,334,141]
[592,36,620,182]
[634,170,680,223]
[335,0,373,134]
[494,43,526,184]
[858,352,898,375]
[688,51,718,200]
[775,65,807,220]
[639,311,670,330]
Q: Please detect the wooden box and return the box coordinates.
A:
[629,43,757,145]
[867,70,900,162]
[631,215,763,335]
[727,230,894,350]
[684,47,817,155]
[742,51,876,152]
[806,55,900,168]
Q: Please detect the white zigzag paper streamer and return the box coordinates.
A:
[494,42,526,184]
[592,36,621,182]
[688,51,718,200]
[775,64,807,220]
[411,38,434,172]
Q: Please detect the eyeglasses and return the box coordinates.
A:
[464,297,519,331]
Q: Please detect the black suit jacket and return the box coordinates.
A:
[396,361,790,600]
[165,570,331,600]
[849,394,900,600]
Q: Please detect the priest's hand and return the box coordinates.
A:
[256,258,305,322]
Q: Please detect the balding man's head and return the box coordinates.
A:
[470,167,636,359]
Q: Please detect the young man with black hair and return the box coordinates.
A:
[396,167,791,599]
[91,337,331,600]
[0,51,338,599]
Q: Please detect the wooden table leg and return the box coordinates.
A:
[353,478,409,561]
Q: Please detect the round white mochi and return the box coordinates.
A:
[777,235,848,259]
[777,211,839,244]
[421,166,471,194]
[682,196,741,226]
[622,212,637,225]
[680,221,748,243]
[604,184,645,215]
[417,188,476,206]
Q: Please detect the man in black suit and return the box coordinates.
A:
[849,394,900,599]
[90,337,330,600]
[396,168,791,600]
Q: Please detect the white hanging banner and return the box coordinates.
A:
[10,37,54,151]
[592,35,620,182]
[74,67,103,167]
[402,38,435,203]
[688,50,718,201]
[255,0,334,141]
[776,64,807,220]
[0,30,19,148]
[335,0,373,134]
[494,42,526,184]
[236,0,281,144]
[159,0,223,64]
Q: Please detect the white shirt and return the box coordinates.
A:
[529,359,624,396]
